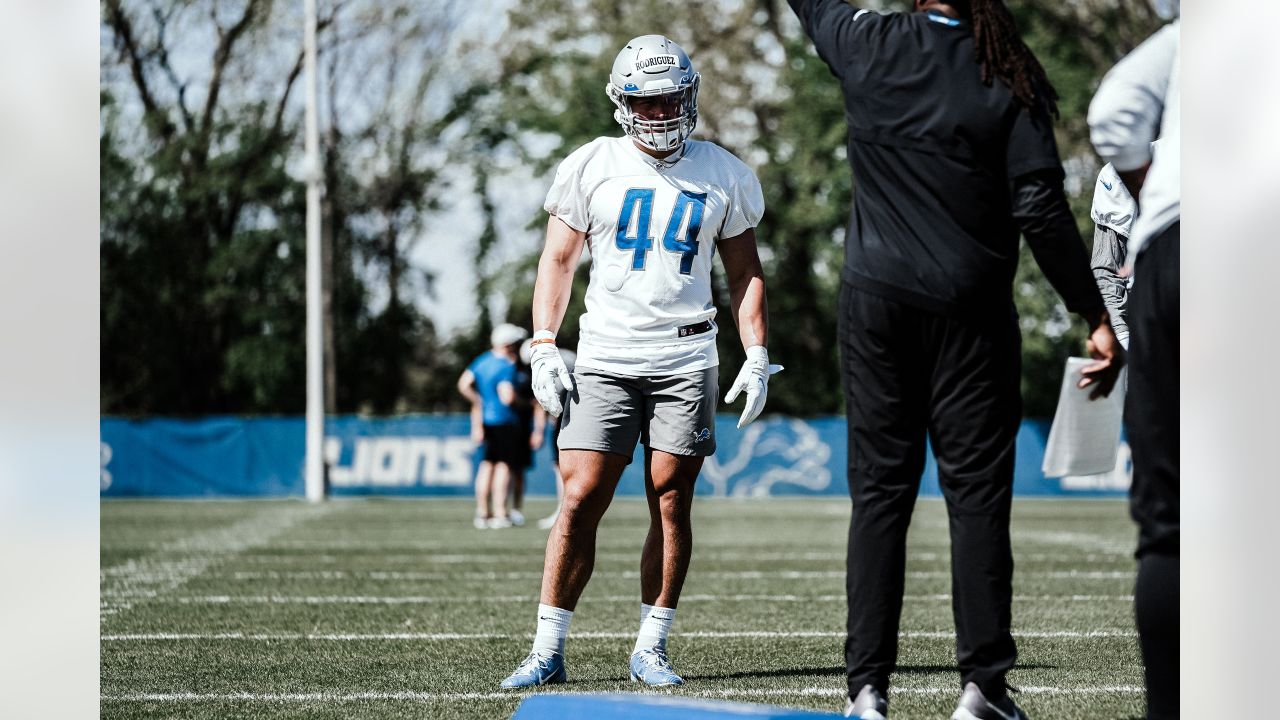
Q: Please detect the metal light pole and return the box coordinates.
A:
[303,0,325,502]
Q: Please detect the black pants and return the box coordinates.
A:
[1124,223,1179,720]
[838,283,1020,700]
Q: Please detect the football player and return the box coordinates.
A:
[499,34,780,689]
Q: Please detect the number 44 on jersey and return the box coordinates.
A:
[615,188,707,275]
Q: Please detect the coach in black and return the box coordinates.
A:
[787,1,1125,718]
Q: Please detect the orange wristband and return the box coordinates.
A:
[529,338,556,347]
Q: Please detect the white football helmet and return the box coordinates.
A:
[606,35,700,153]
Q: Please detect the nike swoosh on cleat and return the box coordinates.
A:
[1102,181,1114,191]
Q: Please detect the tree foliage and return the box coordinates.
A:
[101,0,1161,418]
[100,0,464,414]
[468,0,1161,417]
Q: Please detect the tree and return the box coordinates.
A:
[464,0,1161,417]
[101,0,312,413]
[100,0,470,414]
[101,0,1162,417]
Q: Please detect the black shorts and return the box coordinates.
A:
[482,424,524,466]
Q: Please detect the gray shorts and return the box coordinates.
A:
[558,367,717,462]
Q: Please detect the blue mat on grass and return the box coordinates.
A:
[511,693,843,719]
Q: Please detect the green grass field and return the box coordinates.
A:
[101,497,1144,719]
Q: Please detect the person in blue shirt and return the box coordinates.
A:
[458,323,528,529]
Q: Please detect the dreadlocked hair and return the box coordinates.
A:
[963,0,1059,118]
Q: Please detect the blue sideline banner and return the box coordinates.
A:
[100,415,1130,499]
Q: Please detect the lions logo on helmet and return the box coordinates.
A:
[606,35,700,153]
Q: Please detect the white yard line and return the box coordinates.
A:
[102,686,1144,702]
[156,593,1133,605]
[102,629,1138,641]
[1011,529,1132,556]
[99,504,338,615]
[220,569,1133,581]
[232,550,1132,565]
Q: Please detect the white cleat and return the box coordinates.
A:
[487,516,513,529]
[510,509,526,527]
[473,516,489,529]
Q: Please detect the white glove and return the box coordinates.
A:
[724,345,783,429]
[528,331,575,417]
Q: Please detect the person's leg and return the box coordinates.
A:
[474,460,494,525]
[638,449,702,608]
[630,368,715,686]
[1135,551,1179,719]
[540,449,631,609]
[628,449,702,686]
[509,466,525,525]
[501,370,643,689]
[500,449,629,689]
[490,461,511,522]
[926,306,1021,703]
[640,449,663,605]
[1124,224,1180,720]
[638,367,715,610]
[838,283,930,702]
[512,419,532,521]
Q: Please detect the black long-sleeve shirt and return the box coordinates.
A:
[788,0,1104,318]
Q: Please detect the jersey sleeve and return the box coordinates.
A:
[720,169,765,239]
[1005,101,1064,181]
[543,141,598,232]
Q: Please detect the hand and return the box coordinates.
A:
[529,335,575,417]
[1078,311,1126,399]
[530,429,545,451]
[470,424,484,445]
[724,345,783,429]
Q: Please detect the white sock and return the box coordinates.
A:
[640,602,653,625]
[531,604,572,656]
[634,605,675,653]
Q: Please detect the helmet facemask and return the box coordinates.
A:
[608,78,700,153]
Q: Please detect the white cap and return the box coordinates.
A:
[490,323,528,348]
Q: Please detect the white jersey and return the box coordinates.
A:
[544,136,764,376]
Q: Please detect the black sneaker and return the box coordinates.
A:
[951,682,1029,720]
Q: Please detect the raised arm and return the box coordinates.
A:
[787,0,874,78]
